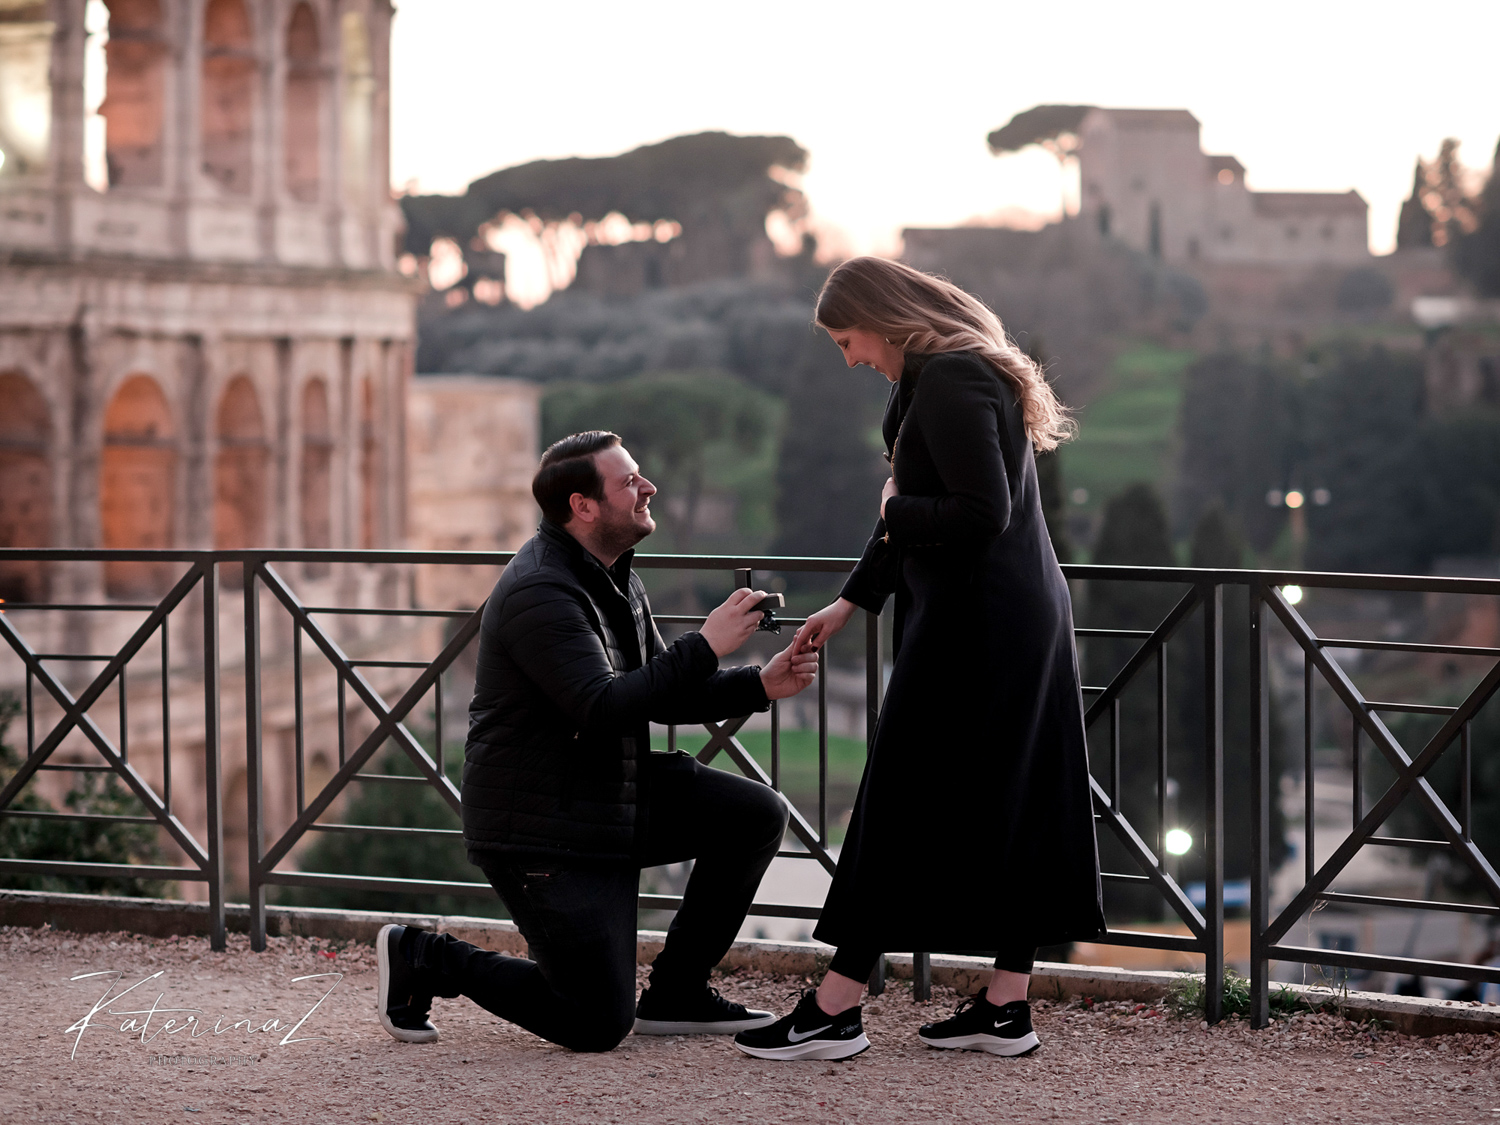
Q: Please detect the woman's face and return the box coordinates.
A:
[827,326,905,383]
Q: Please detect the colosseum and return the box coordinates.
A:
[0,1,548,903]
[0,0,414,608]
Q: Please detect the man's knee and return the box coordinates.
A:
[747,779,790,843]
[554,996,636,1053]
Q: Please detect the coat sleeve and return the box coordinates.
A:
[839,517,897,613]
[495,577,720,734]
[881,356,1012,546]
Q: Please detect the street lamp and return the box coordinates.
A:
[1164,828,1192,856]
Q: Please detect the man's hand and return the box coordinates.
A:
[701,588,770,657]
[792,598,858,655]
[760,640,819,700]
[880,475,898,519]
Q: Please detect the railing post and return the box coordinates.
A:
[1249,583,1271,1028]
[245,561,267,951]
[913,951,931,1001]
[1202,582,1224,1023]
[201,559,226,951]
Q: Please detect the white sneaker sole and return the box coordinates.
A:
[918,1030,1040,1056]
[732,1033,871,1061]
[633,1013,777,1035]
[377,923,439,1044]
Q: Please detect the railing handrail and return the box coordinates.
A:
[3,548,1498,596]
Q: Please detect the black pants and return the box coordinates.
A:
[406,753,788,1052]
[828,944,1037,983]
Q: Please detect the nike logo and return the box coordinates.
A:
[993,1019,1014,1030]
[787,1023,834,1043]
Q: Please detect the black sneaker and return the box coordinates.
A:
[732,988,870,1060]
[918,989,1040,1056]
[633,984,776,1035]
[376,924,439,1044]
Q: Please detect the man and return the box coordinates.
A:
[376,430,817,1052]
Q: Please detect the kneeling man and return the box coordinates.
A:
[378,431,816,1051]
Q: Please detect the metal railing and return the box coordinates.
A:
[2,549,1497,1027]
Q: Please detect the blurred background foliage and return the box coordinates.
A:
[0,695,170,897]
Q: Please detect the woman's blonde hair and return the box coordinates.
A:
[815,256,1074,452]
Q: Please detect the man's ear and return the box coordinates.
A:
[568,491,597,525]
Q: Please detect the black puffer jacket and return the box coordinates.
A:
[463,519,769,863]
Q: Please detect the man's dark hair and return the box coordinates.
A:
[532,431,622,524]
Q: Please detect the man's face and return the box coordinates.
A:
[587,444,657,552]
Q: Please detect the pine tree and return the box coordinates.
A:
[1084,485,1182,918]
[1454,138,1500,296]
[1396,159,1436,250]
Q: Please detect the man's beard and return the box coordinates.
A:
[595,500,654,560]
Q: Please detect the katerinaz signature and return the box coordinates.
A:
[64,969,343,1060]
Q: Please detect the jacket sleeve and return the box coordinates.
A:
[839,518,897,613]
[496,577,719,734]
[650,665,769,725]
[881,355,1012,546]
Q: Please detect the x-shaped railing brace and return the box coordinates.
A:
[1081,584,1209,939]
[694,714,839,875]
[0,563,211,871]
[251,563,482,888]
[1263,586,1500,948]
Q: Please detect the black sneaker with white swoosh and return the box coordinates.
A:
[917,989,1040,1056]
[732,988,870,1060]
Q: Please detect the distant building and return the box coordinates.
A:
[1076,108,1369,266]
[406,375,541,609]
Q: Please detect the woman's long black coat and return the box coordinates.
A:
[813,350,1105,953]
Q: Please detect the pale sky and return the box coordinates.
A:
[390,0,1500,259]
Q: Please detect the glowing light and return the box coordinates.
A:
[1070,487,1089,505]
[1282,585,1304,605]
[1265,490,1283,507]
[1285,490,1305,509]
[426,237,467,291]
[1164,829,1192,856]
[1312,488,1331,506]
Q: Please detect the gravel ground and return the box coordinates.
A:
[4,924,1498,1124]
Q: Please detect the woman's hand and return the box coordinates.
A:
[700,588,768,657]
[793,598,858,655]
[760,641,820,700]
[880,475,898,519]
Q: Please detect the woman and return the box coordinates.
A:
[734,257,1104,1061]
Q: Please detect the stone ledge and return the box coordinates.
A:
[3,889,1495,1037]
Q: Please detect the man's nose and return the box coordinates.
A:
[639,476,657,496]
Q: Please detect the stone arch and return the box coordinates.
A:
[359,377,381,549]
[101,374,176,598]
[299,377,332,562]
[0,371,53,601]
[201,0,255,195]
[340,9,374,208]
[98,0,167,188]
[213,375,269,553]
[283,2,321,203]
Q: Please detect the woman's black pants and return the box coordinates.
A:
[828,944,1036,983]
[403,753,788,1052]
